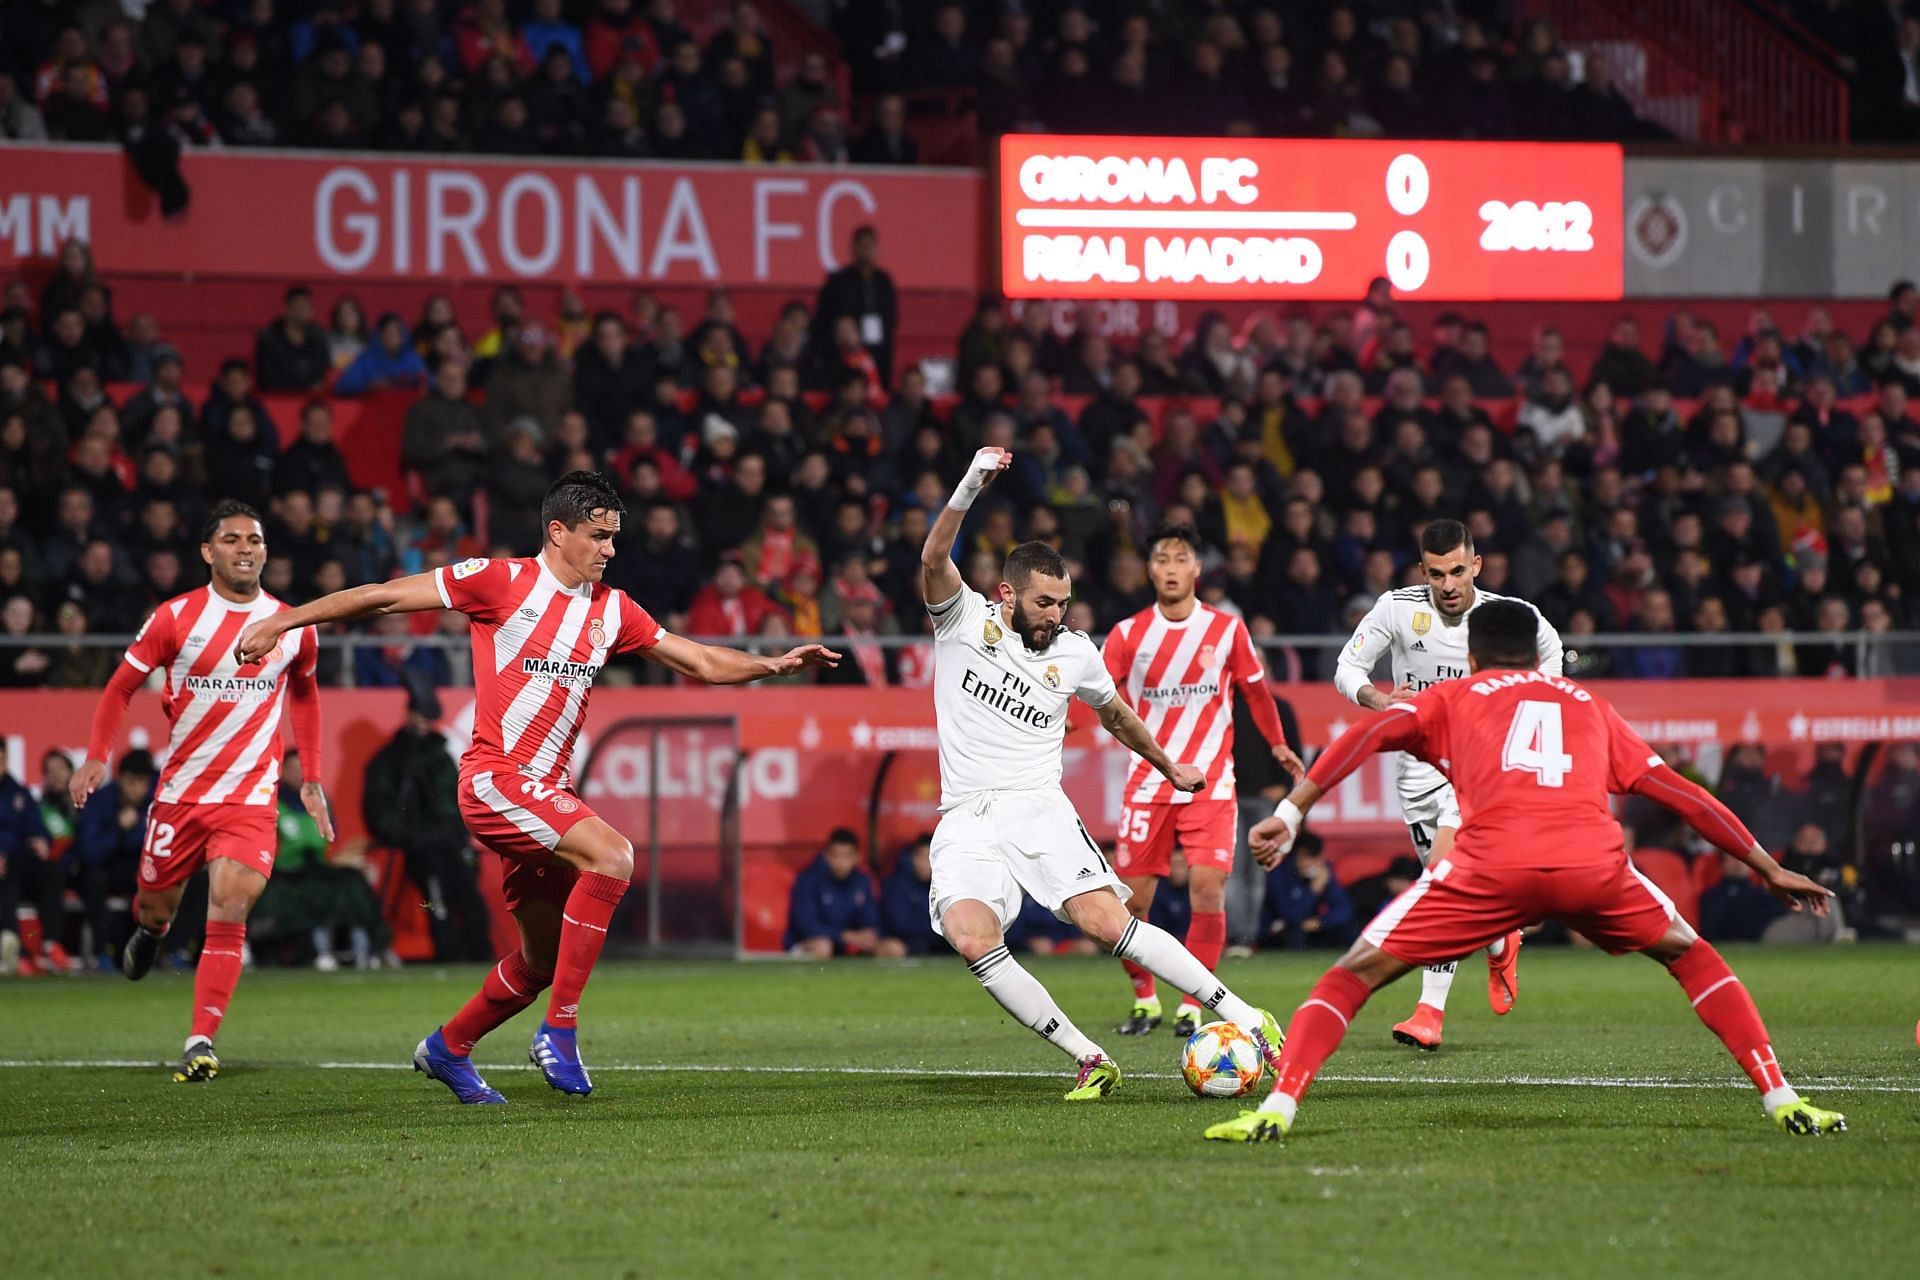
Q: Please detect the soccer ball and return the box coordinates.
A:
[1180,1021,1266,1098]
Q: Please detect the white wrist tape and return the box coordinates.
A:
[1275,798,1304,832]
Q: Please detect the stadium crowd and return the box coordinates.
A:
[9,231,1920,687]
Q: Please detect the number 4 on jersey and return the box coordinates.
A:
[1501,700,1573,787]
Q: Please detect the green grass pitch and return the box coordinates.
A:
[2,946,1915,1279]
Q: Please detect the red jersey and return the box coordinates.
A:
[435,555,663,785]
[116,587,320,807]
[1102,602,1277,804]
[1336,669,1663,868]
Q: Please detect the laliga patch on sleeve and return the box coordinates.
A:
[452,557,489,580]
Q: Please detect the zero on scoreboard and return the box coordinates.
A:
[997,136,1624,302]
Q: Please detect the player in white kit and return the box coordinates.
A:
[1335,519,1562,1050]
[923,448,1282,1099]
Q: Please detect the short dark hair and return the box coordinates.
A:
[201,498,263,543]
[1467,600,1540,669]
[541,470,625,530]
[118,748,156,780]
[1419,517,1472,561]
[1004,540,1068,589]
[826,827,860,848]
[284,284,311,303]
[1147,522,1203,557]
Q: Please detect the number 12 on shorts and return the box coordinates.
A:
[1501,700,1573,787]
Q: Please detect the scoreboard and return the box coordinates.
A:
[998,136,1623,302]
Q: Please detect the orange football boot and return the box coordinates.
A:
[1391,1002,1444,1051]
[1487,930,1522,1015]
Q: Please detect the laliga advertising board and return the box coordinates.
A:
[1000,136,1624,301]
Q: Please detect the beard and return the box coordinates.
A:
[1010,598,1059,651]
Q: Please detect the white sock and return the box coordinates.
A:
[969,945,1103,1061]
[1760,1085,1801,1114]
[1486,935,1507,959]
[1257,1090,1300,1123]
[1112,919,1260,1029]
[1418,962,1457,1011]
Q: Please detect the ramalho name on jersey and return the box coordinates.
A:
[122,587,319,806]
[927,587,1117,808]
[1103,602,1264,805]
[1386,669,1663,868]
[435,556,663,785]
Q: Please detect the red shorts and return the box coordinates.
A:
[1112,800,1237,878]
[138,801,279,893]
[1361,856,1678,965]
[457,764,594,912]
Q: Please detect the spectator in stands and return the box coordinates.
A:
[1261,833,1354,950]
[0,740,63,976]
[274,400,352,497]
[256,286,334,393]
[879,834,939,955]
[0,72,48,142]
[814,225,897,390]
[1347,855,1424,925]
[785,827,890,958]
[205,403,278,509]
[71,749,154,971]
[252,747,390,970]
[850,92,916,165]
[403,357,489,506]
[481,323,571,441]
[687,557,780,637]
[335,312,427,395]
[1699,853,1787,943]
[362,678,492,962]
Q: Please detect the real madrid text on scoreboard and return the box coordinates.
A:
[998,136,1624,302]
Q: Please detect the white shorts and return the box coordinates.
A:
[1398,774,1461,866]
[928,789,1131,937]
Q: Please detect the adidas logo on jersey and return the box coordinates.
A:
[1076,867,1096,879]
[1410,640,1426,651]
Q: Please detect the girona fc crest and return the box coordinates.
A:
[1199,645,1217,668]
[588,618,608,650]
[553,795,579,814]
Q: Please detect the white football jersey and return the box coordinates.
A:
[928,587,1117,809]
[1335,585,1563,802]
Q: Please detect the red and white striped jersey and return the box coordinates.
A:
[1102,602,1267,805]
[122,587,319,807]
[435,555,663,785]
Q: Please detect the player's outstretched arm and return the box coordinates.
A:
[1248,708,1425,867]
[1095,696,1204,793]
[233,572,447,664]
[922,447,1010,607]
[73,660,146,806]
[644,633,839,684]
[1629,764,1832,914]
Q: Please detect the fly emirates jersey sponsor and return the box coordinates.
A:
[1337,586,1563,803]
[928,588,1117,809]
[436,556,664,785]
[122,587,319,806]
[1103,602,1264,805]
[1388,670,1664,868]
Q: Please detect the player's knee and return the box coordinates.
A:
[1074,898,1132,949]
[1188,880,1226,913]
[590,835,635,880]
[945,922,1002,963]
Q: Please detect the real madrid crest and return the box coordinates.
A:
[1043,664,1060,689]
[983,618,1003,647]
[1412,611,1431,636]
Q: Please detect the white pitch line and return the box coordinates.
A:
[1,1060,1915,1093]
[1015,209,1359,232]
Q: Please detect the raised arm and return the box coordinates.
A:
[1095,696,1204,793]
[234,572,446,664]
[643,632,839,684]
[1629,764,1830,914]
[922,447,1009,607]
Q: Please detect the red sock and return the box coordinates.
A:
[544,872,628,1027]
[442,951,553,1055]
[1183,910,1226,985]
[1669,941,1788,1095]
[1123,958,1156,1002]
[1272,967,1373,1102]
[191,922,247,1042]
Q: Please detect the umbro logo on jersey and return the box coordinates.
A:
[1410,640,1426,651]
[183,635,205,647]
[520,608,539,619]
